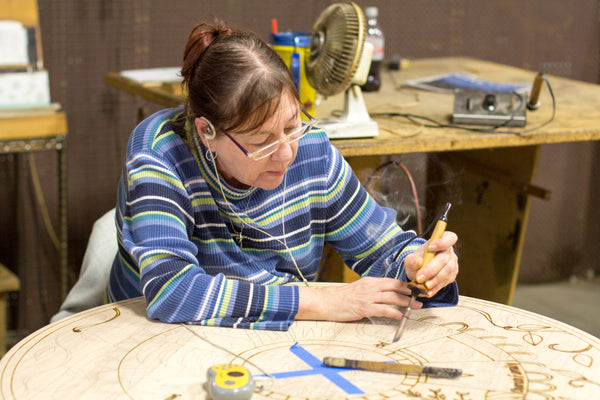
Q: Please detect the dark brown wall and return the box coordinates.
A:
[1,0,598,333]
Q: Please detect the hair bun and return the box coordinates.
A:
[211,23,235,40]
[181,20,237,85]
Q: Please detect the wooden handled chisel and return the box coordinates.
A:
[323,357,462,379]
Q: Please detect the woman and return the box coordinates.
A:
[107,20,459,330]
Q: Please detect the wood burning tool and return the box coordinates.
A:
[323,357,462,379]
[392,202,451,343]
[527,72,545,110]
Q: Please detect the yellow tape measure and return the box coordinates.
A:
[207,363,255,400]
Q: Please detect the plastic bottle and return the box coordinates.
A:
[361,6,384,92]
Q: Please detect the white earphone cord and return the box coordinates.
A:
[201,133,309,287]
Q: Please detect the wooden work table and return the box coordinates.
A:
[2,293,600,398]
[104,57,600,305]
[322,57,599,155]
[105,57,600,154]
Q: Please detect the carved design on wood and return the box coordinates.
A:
[1,296,598,399]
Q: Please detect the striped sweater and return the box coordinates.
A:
[107,107,458,330]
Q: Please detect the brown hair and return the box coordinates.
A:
[181,20,299,135]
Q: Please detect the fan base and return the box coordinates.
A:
[320,118,379,139]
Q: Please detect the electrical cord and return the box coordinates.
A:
[372,73,556,136]
[364,160,451,279]
[28,154,60,251]
[364,160,422,235]
[27,162,50,323]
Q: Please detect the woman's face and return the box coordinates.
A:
[199,92,301,190]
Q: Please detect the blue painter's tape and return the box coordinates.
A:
[256,342,364,395]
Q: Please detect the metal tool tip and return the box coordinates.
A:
[422,366,462,379]
[440,202,452,220]
[392,318,408,342]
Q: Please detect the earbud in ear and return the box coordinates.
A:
[198,117,217,140]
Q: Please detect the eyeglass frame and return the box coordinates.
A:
[221,108,316,161]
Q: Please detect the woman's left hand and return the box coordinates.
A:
[403,231,459,297]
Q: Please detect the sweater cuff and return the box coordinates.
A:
[254,284,299,330]
[191,282,300,331]
[421,281,459,307]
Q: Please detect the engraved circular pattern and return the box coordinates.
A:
[1,296,599,399]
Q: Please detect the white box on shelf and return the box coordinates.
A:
[0,70,50,108]
[0,20,29,66]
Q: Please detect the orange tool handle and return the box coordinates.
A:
[422,219,447,267]
[411,218,447,292]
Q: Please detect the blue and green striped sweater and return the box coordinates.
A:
[107,107,458,330]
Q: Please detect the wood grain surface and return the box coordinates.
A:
[1,293,598,399]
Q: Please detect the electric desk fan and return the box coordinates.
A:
[306,1,379,139]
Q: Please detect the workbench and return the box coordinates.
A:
[3,292,600,398]
[104,57,600,305]
[0,107,69,300]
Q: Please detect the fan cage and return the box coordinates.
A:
[306,2,366,97]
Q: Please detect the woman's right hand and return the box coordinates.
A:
[296,277,423,322]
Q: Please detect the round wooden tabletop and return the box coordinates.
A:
[1,295,599,399]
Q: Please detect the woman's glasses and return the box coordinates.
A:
[222,108,316,161]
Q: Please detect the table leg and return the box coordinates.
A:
[58,138,68,300]
[16,155,25,333]
[428,146,542,304]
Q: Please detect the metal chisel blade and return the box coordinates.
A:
[392,284,425,342]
